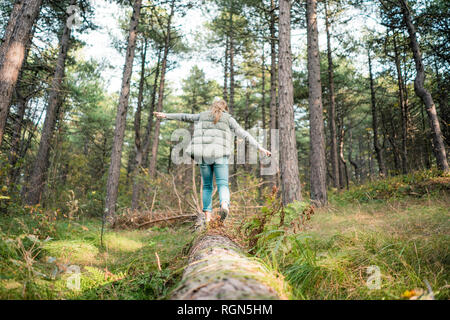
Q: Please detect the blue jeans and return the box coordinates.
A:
[200,157,230,212]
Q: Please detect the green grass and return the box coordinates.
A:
[1,169,448,300]
[0,214,194,300]
[254,171,450,300]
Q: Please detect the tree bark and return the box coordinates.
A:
[143,47,163,167]
[261,46,266,131]
[348,130,359,184]
[324,0,339,189]
[131,40,148,210]
[392,31,408,174]
[433,59,449,146]
[307,0,327,206]
[0,0,42,146]
[278,0,302,205]
[399,0,448,173]
[104,0,143,223]
[269,0,279,186]
[223,36,229,103]
[171,234,283,300]
[24,4,73,205]
[8,95,27,184]
[228,7,235,114]
[148,0,175,178]
[338,127,349,190]
[368,47,387,177]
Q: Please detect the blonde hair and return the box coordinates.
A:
[210,99,229,124]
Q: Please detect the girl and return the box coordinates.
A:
[154,99,271,223]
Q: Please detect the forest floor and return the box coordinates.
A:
[0,171,448,300]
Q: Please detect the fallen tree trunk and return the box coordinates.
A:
[171,234,286,300]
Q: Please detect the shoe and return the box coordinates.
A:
[219,203,229,221]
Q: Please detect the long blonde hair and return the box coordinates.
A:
[210,99,229,124]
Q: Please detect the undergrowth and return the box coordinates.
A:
[0,211,194,300]
[245,170,449,300]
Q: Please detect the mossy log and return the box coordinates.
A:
[171,234,286,300]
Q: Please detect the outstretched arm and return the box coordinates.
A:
[154,112,200,122]
[229,117,272,157]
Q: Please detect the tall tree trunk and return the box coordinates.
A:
[392,31,408,174]
[228,8,235,114]
[307,0,327,206]
[367,131,373,180]
[0,0,42,146]
[24,4,73,205]
[131,40,148,210]
[269,0,278,133]
[420,101,431,168]
[368,47,387,177]
[348,129,359,184]
[8,96,27,184]
[8,38,34,184]
[143,47,163,167]
[338,127,349,190]
[261,46,267,131]
[380,108,400,173]
[148,0,175,178]
[399,0,449,173]
[433,59,449,146]
[244,89,250,171]
[104,0,143,223]
[324,0,339,189]
[223,36,229,103]
[269,0,279,186]
[278,0,302,205]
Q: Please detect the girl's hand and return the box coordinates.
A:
[260,148,272,157]
[154,112,167,119]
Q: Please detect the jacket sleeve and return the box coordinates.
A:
[229,117,263,150]
[165,113,200,122]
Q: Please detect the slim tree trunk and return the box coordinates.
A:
[338,127,349,190]
[223,36,229,103]
[148,0,175,178]
[433,59,449,145]
[269,0,278,135]
[0,0,42,146]
[131,40,148,210]
[348,129,359,184]
[8,96,27,183]
[392,31,408,174]
[307,0,327,206]
[261,46,267,131]
[228,8,235,114]
[269,0,279,186]
[105,0,143,223]
[24,4,73,205]
[8,38,34,184]
[278,0,302,205]
[244,89,250,170]
[420,101,431,168]
[368,47,387,177]
[399,0,448,173]
[324,0,339,189]
[143,47,162,167]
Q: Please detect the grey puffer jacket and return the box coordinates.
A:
[165,111,263,161]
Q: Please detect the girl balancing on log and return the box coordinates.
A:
[154,98,271,224]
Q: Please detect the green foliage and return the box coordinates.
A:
[249,171,450,300]
[331,169,449,203]
[0,214,193,300]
